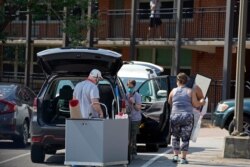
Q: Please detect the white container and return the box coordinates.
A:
[64,118,129,167]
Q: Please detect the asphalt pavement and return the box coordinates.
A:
[1,122,250,167]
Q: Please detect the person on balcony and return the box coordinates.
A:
[147,0,162,39]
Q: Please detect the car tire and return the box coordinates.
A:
[146,144,159,152]
[13,121,29,148]
[228,118,250,135]
[31,145,45,163]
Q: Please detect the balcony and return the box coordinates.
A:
[3,7,250,44]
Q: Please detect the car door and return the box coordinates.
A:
[136,75,170,142]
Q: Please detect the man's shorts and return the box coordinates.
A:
[149,17,162,28]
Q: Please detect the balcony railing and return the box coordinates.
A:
[3,7,249,41]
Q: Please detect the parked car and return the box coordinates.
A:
[118,61,167,90]
[0,83,36,147]
[118,61,173,151]
[126,61,168,76]
[213,98,250,135]
[118,62,209,151]
[30,47,127,163]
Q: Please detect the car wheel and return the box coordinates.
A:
[31,144,45,163]
[228,119,250,135]
[146,144,159,152]
[14,121,29,147]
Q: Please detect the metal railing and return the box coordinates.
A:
[3,7,249,41]
[0,72,45,93]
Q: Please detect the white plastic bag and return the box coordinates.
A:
[190,116,202,142]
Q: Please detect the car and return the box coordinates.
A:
[0,83,36,147]
[125,61,168,76]
[30,47,127,163]
[213,98,250,135]
[118,62,173,151]
[118,63,158,90]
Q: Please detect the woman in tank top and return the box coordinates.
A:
[168,72,205,164]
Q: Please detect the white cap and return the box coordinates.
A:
[89,69,103,79]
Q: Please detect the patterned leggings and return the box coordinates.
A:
[170,113,194,152]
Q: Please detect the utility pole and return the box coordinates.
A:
[24,0,32,87]
[87,0,94,48]
[233,0,248,135]
[62,6,69,47]
[222,0,234,100]
[171,0,182,75]
[130,0,137,60]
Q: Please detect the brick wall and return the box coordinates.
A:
[99,0,110,10]
[191,47,224,80]
[194,0,226,8]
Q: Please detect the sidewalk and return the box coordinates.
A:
[169,127,250,167]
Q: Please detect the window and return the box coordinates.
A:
[183,0,194,19]
[3,46,15,61]
[3,64,14,73]
[161,1,174,19]
[139,2,150,19]
[19,6,27,21]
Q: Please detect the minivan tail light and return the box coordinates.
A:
[33,97,37,112]
[0,100,16,115]
[31,136,42,143]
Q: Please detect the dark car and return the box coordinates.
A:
[213,98,250,135]
[30,47,127,163]
[0,83,36,147]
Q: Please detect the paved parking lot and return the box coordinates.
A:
[1,126,250,167]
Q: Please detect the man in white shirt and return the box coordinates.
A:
[73,69,104,118]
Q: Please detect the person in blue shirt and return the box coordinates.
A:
[126,80,142,159]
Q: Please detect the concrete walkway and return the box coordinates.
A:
[165,127,250,167]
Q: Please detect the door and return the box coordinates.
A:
[136,75,170,144]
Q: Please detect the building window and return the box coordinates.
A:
[139,2,150,19]
[3,46,15,61]
[183,0,194,19]
[137,48,153,62]
[139,0,194,20]
[161,2,174,19]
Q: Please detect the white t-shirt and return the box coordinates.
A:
[73,80,100,118]
[150,0,161,18]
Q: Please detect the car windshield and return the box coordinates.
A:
[0,85,15,100]
[119,77,146,91]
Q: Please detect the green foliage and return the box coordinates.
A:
[0,0,99,46]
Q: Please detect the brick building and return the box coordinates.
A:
[0,0,250,99]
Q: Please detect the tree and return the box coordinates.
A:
[0,0,99,46]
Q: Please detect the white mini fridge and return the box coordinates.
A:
[64,118,129,167]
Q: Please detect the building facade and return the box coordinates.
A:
[0,0,250,102]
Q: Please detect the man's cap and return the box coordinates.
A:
[89,69,103,79]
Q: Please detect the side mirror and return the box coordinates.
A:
[157,90,167,97]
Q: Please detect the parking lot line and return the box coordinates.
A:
[141,148,172,167]
[0,153,30,165]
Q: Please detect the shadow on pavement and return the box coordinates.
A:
[45,153,65,166]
